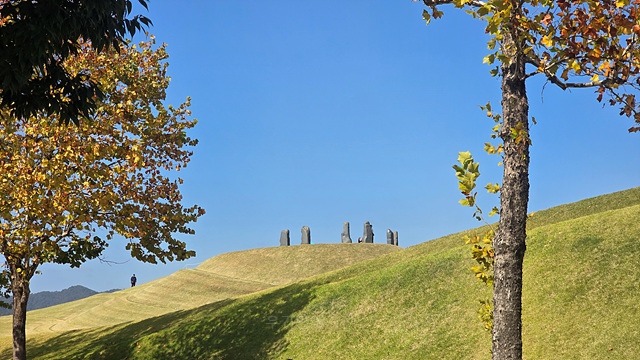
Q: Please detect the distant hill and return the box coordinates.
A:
[0,285,120,316]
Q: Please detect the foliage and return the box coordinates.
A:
[0,0,151,124]
[454,150,497,331]
[418,0,640,357]
[417,0,640,133]
[0,37,202,273]
[0,36,203,359]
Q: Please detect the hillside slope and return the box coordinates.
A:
[1,187,639,359]
[0,243,399,336]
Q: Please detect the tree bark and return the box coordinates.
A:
[493,13,530,360]
[10,266,30,360]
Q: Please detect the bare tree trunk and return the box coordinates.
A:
[10,266,30,360]
[493,16,530,360]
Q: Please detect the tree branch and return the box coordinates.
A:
[526,54,625,90]
[422,0,487,8]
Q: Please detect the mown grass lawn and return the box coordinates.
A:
[1,187,638,359]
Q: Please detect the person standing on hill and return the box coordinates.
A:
[131,274,137,287]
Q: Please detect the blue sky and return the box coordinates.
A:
[31,0,639,292]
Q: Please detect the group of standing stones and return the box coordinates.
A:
[279,221,398,246]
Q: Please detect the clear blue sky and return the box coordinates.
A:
[31,0,639,293]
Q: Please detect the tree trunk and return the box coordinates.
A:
[10,266,30,360]
[493,18,530,360]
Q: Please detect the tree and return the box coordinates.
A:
[0,37,204,360]
[0,0,151,124]
[415,0,640,358]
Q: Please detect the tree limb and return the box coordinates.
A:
[526,54,625,90]
[422,0,487,8]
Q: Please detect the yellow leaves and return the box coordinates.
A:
[483,142,503,155]
[598,61,612,76]
[569,60,581,72]
[483,53,496,65]
[591,40,604,55]
[541,35,553,48]
[0,36,202,271]
[485,183,501,194]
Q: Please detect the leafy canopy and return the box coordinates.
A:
[0,37,204,300]
[0,0,151,124]
[417,0,640,132]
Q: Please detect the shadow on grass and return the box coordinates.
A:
[14,281,316,359]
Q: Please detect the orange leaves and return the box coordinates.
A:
[515,0,640,130]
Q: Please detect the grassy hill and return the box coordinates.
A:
[1,187,639,359]
[0,243,399,336]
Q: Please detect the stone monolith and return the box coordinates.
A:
[363,221,374,243]
[301,226,311,244]
[280,229,290,246]
[341,222,352,243]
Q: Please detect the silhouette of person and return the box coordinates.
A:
[130,274,137,287]
[358,237,363,243]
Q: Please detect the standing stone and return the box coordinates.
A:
[393,231,399,246]
[341,222,352,243]
[363,221,374,243]
[301,226,311,245]
[386,229,393,245]
[280,229,290,246]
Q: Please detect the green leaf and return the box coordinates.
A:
[477,5,490,16]
[485,183,500,193]
[489,206,500,216]
[487,37,497,50]
[483,53,496,65]
[468,162,480,176]
[422,9,432,24]
[484,142,496,154]
[457,151,472,166]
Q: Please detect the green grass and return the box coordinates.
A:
[1,187,639,359]
[0,244,398,340]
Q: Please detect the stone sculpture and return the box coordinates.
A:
[341,222,352,243]
[393,231,399,246]
[363,221,374,243]
[301,226,311,244]
[386,229,393,245]
[280,229,290,246]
